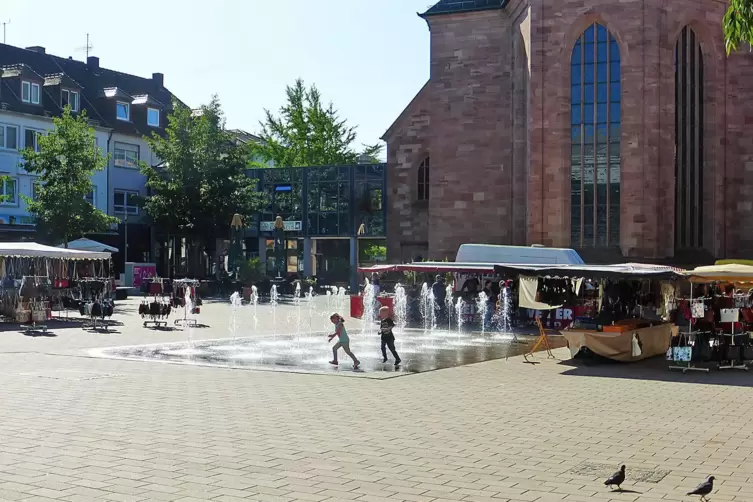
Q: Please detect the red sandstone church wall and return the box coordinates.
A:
[386,0,753,262]
[424,9,526,259]
[383,86,432,262]
[527,0,736,260]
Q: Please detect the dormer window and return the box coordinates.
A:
[116,101,130,121]
[21,81,40,104]
[147,108,160,127]
[61,89,79,112]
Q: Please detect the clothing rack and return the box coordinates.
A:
[173,279,200,327]
[139,295,171,328]
[669,290,710,373]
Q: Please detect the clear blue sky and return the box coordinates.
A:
[3,0,434,157]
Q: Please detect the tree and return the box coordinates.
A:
[250,79,383,167]
[724,0,753,53]
[22,107,118,246]
[142,96,266,277]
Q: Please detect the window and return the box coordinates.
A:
[24,129,42,152]
[0,124,18,150]
[147,108,160,127]
[85,187,96,206]
[31,180,40,200]
[116,101,130,121]
[570,22,620,247]
[62,89,79,112]
[0,178,17,205]
[417,157,430,201]
[113,142,139,168]
[23,82,40,104]
[113,190,138,215]
[675,26,704,249]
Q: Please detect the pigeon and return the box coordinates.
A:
[687,476,714,501]
[604,464,626,491]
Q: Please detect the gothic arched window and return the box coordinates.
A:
[570,22,621,247]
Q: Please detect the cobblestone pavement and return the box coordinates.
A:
[0,298,750,501]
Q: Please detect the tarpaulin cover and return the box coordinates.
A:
[562,323,674,362]
[494,262,684,280]
[0,242,110,260]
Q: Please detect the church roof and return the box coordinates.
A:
[420,0,508,17]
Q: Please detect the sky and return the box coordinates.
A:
[2,0,435,159]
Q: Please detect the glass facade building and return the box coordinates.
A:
[245,164,387,282]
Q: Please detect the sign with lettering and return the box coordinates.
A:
[132,264,157,288]
[260,220,302,232]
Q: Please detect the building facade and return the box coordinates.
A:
[385,0,747,264]
[247,164,386,285]
[0,43,175,271]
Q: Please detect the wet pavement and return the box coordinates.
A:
[91,328,566,379]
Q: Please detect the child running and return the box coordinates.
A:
[328,313,360,370]
[379,306,401,365]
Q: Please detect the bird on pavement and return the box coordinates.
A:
[687,476,714,502]
[604,465,626,491]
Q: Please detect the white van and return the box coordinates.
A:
[455,244,584,265]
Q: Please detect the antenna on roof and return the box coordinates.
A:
[76,33,93,59]
[1,20,9,44]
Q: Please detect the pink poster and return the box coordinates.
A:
[133,264,156,288]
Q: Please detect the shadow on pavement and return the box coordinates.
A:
[559,356,753,387]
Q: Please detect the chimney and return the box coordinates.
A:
[87,56,99,70]
[25,46,45,54]
[152,72,164,88]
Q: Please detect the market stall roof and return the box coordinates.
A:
[0,242,111,260]
[58,238,118,253]
[685,263,753,283]
[358,261,496,274]
[493,262,685,280]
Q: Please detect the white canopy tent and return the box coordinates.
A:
[0,242,111,260]
[58,238,118,254]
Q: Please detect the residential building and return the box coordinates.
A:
[385,0,752,265]
[0,43,175,271]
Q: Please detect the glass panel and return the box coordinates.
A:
[5,179,16,202]
[583,84,594,104]
[584,25,594,43]
[6,126,16,149]
[318,214,338,236]
[610,102,620,122]
[584,63,594,84]
[572,41,582,64]
[597,103,607,123]
[597,42,607,62]
[597,24,608,42]
[572,84,581,104]
[597,83,607,103]
[610,63,620,81]
[571,105,581,125]
[596,63,608,83]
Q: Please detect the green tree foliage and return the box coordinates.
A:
[142,96,266,275]
[724,0,753,53]
[22,107,117,246]
[251,79,383,167]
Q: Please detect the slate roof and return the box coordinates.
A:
[420,0,508,17]
[0,43,178,136]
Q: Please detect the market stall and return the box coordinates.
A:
[0,242,112,329]
[669,264,753,372]
[493,262,684,362]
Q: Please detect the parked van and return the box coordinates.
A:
[455,244,584,265]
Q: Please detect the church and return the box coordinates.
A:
[384,0,751,264]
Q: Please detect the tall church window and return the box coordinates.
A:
[675,27,704,249]
[571,23,621,247]
[417,157,430,201]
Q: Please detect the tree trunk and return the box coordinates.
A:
[64,233,68,248]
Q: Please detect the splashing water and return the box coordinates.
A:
[455,296,465,332]
[250,285,259,331]
[445,283,454,331]
[394,283,408,333]
[270,284,279,336]
[362,278,378,334]
[337,287,347,317]
[476,291,488,333]
[229,291,242,343]
[293,282,302,336]
[420,283,436,332]
[184,287,195,346]
[499,286,512,333]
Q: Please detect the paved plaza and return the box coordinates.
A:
[0,297,750,501]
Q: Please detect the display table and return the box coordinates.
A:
[562,323,673,362]
[350,295,394,319]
